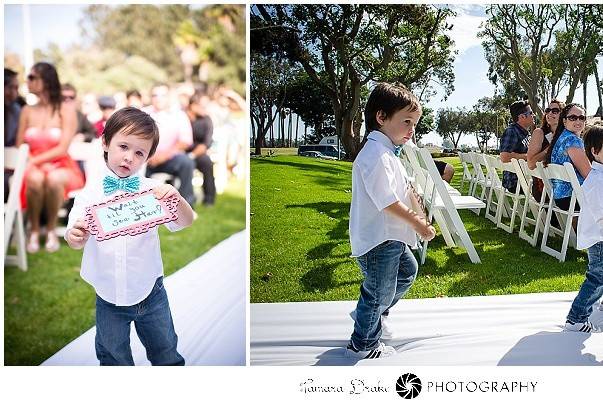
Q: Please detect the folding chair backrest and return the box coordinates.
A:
[4,144,29,259]
[483,154,502,187]
[563,162,586,207]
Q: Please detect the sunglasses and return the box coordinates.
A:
[566,114,586,122]
[544,107,560,114]
[521,110,533,117]
[27,74,40,81]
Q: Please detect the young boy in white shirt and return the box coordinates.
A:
[65,107,195,365]
[346,83,436,359]
[564,125,603,333]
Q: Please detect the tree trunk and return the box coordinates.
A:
[295,115,299,146]
[595,62,603,117]
[583,75,587,113]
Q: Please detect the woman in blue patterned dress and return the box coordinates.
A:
[545,103,591,210]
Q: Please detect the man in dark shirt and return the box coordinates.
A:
[499,100,534,192]
[186,90,216,206]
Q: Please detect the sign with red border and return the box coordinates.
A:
[85,189,179,241]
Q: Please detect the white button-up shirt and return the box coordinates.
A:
[349,130,417,257]
[577,161,603,250]
[66,164,183,306]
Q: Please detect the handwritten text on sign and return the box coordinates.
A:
[85,189,179,241]
[97,194,164,231]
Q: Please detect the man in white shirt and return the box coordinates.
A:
[346,83,435,360]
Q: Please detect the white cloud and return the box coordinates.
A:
[447,7,487,57]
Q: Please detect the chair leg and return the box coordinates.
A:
[15,210,27,271]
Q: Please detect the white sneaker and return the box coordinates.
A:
[564,320,602,333]
[345,341,396,359]
[350,310,393,340]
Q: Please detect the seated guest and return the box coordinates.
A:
[434,160,454,183]
[545,103,591,211]
[16,62,84,253]
[499,100,534,192]
[186,90,216,206]
[143,84,196,206]
[126,89,143,109]
[94,96,116,137]
[527,99,564,201]
[61,83,97,142]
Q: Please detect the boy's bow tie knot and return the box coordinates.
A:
[394,145,403,157]
[103,175,140,195]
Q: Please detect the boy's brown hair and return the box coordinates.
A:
[101,106,159,162]
[583,124,603,163]
[364,82,421,133]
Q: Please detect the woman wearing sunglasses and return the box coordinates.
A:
[545,103,591,211]
[527,99,564,201]
[15,62,84,253]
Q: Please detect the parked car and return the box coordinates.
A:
[299,151,337,160]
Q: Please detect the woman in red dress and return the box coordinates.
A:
[16,62,84,253]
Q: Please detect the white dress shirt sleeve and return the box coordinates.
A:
[360,154,400,211]
[65,185,95,240]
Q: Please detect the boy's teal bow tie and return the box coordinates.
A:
[394,145,403,157]
[103,175,140,195]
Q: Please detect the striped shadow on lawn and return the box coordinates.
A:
[4,179,246,366]
[250,155,587,303]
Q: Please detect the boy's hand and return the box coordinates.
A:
[153,183,179,200]
[416,222,436,241]
[67,218,90,247]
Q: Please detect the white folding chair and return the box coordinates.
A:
[482,154,505,223]
[539,162,579,262]
[513,159,551,246]
[458,151,477,195]
[468,152,492,210]
[495,159,525,233]
[4,144,30,271]
[414,148,485,264]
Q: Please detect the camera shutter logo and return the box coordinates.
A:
[396,373,422,399]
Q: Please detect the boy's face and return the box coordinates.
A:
[102,130,153,178]
[377,106,422,146]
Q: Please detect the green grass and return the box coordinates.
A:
[4,179,246,366]
[250,155,587,303]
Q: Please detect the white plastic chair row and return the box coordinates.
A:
[460,151,583,262]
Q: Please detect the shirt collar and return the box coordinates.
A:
[513,122,528,136]
[592,161,603,172]
[367,130,397,153]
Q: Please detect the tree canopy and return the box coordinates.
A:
[251,4,457,160]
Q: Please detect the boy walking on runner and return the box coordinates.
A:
[346,83,436,359]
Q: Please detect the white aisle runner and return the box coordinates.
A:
[251,292,603,366]
[43,231,247,366]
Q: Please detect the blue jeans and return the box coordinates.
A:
[95,277,185,366]
[350,240,418,351]
[567,241,603,323]
[145,153,196,206]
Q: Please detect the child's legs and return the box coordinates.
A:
[133,277,184,366]
[384,243,418,316]
[95,296,136,366]
[567,242,603,323]
[351,241,403,351]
